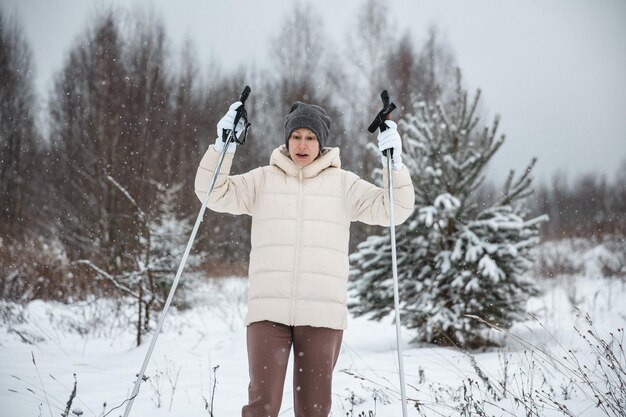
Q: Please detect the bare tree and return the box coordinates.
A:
[531,162,626,240]
[42,9,223,330]
[413,25,458,105]
[46,10,178,269]
[197,70,256,272]
[331,0,394,176]
[610,158,626,234]
[332,3,463,249]
[259,2,343,150]
[272,2,324,102]
[48,12,127,265]
[385,26,459,113]
[385,32,418,114]
[0,10,40,237]
[166,39,201,190]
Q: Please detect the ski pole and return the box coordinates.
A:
[369,90,408,417]
[122,85,252,417]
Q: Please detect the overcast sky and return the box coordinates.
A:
[4,0,626,184]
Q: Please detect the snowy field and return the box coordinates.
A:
[1,264,625,416]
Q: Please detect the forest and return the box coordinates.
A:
[1,2,625,416]
[2,3,623,303]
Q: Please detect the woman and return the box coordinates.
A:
[195,101,414,417]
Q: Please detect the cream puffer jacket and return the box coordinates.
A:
[195,145,415,330]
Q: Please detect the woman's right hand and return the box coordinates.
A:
[215,101,245,154]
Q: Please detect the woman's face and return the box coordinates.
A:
[288,128,320,167]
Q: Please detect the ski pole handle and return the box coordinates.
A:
[239,85,251,104]
[368,89,396,133]
[220,85,252,145]
[233,85,252,132]
[378,90,394,133]
[369,89,397,156]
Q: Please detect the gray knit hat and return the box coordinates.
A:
[284,102,331,149]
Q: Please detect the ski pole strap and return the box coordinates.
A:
[222,85,252,145]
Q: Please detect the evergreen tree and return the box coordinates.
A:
[79,178,203,346]
[147,181,203,303]
[349,75,548,347]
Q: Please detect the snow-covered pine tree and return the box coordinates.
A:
[80,179,203,346]
[349,75,548,347]
[145,181,204,304]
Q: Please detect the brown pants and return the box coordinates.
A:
[241,321,343,417]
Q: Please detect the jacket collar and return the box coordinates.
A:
[270,145,341,179]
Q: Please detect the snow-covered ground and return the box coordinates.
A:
[1,270,625,416]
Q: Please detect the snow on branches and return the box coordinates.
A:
[349,78,548,347]
[79,178,203,346]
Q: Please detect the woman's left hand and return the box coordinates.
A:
[377,120,403,170]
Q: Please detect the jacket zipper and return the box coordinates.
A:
[290,169,304,324]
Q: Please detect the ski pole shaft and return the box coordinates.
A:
[122,140,230,417]
[122,86,251,417]
[370,89,407,417]
[387,153,408,417]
